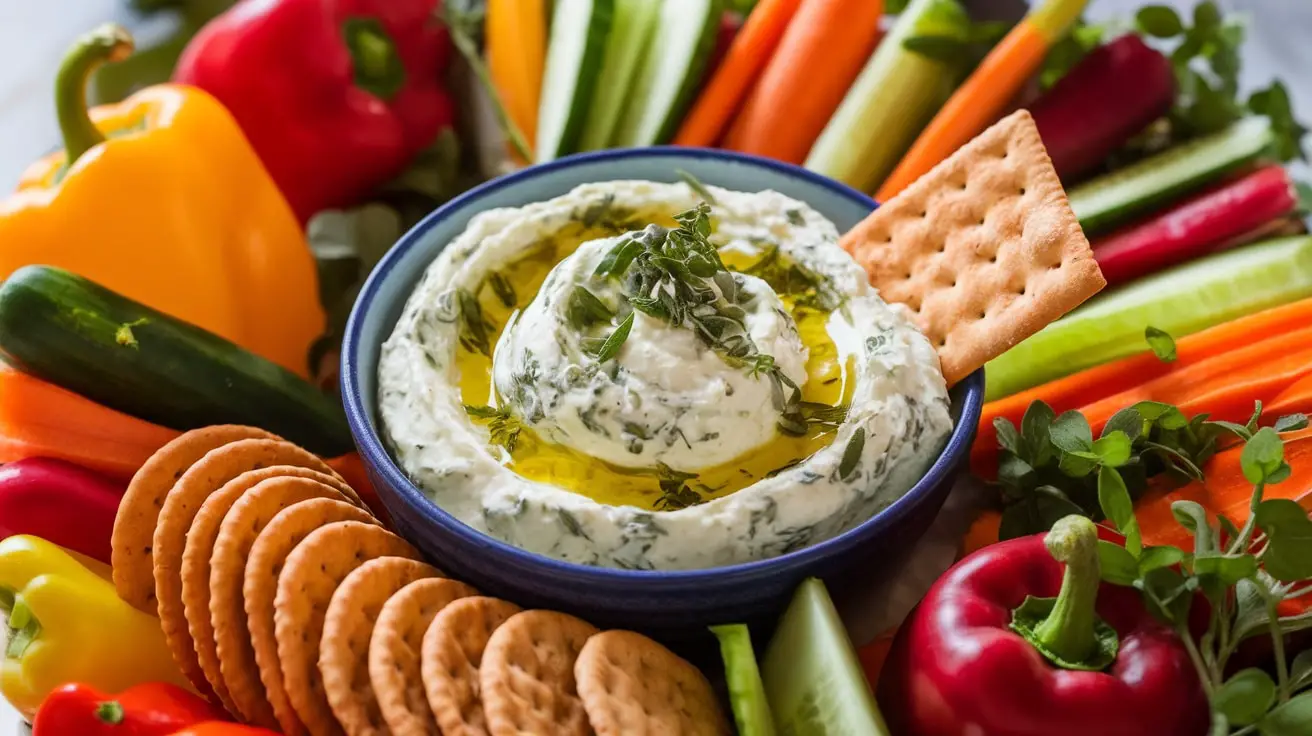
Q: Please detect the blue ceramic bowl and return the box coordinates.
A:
[342,147,984,637]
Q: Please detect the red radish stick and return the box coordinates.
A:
[1030,34,1175,181]
[1092,165,1298,287]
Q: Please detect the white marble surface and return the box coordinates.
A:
[0,0,1307,732]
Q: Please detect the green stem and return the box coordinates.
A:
[1263,589,1292,702]
[56,24,134,168]
[1031,516,1104,663]
[442,10,533,163]
[1178,623,1217,700]
[1228,483,1266,555]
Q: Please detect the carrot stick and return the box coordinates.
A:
[959,509,1002,559]
[674,0,803,147]
[973,297,1312,473]
[1076,331,1312,436]
[1267,373,1312,418]
[722,0,884,164]
[875,0,1088,200]
[487,0,547,160]
[0,364,180,480]
[1138,428,1312,551]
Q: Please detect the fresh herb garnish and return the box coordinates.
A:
[676,169,718,204]
[838,427,866,481]
[566,286,613,329]
[464,404,524,454]
[740,244,845,313]
[585,311,634,364]
[456,288,494,356]
[1091,423,1312,730]
[1145,326,1177,362]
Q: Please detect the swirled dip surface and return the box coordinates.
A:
[378,181,951,570]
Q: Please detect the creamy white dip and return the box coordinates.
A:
[378,181,952,570]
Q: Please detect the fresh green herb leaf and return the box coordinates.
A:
[1136,566,1194,624]
[457,288,494,356]
[1241,427,1286,484]
[1145,326,1177,362]
[1050,411,1094,453]
[1192,554,1258,587]
[1171,500,1217,556]
[566,286,614,330]
[998,486,1084,541]
[676,169,718,204]
[1275,413,1310,433]
[1262,691,1312,734]
[1254,499,1312,582]
[994,418,1023,455]
[588,311,635,363]
[838,428,865,481]
[1138,545,1186,575]
[1092,431,1133,468]
[1214,668,1276,727]
[486,272,517,308]
[1098,466,1141,556]
[464,404,524,454]
[653,463,704,511]
[1136,5,1184,37]
[1099,540,1140,585]
[1296,182,1312,214]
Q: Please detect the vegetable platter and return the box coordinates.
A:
[1,0,1312,734]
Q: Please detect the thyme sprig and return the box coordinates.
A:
[464,404,524,453]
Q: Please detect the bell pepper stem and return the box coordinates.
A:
[342,18,406,100]
[1031,515,1103,663]
[95,701,125,725]
[55,24,134,168]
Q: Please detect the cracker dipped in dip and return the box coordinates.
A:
[377,180,952,570]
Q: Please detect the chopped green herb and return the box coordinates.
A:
[587,311,635,363]
[486,272,517,308]
[838,427,866,481]
[654,463,704,511]
[566,286,614,329]
[456,289,494,356]
[785,209,805,227]
[463,404,524,454]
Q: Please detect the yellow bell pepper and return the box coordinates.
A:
[0,24,324,376]
[0,535,190,718]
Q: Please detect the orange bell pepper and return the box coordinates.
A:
[0,24,323,376]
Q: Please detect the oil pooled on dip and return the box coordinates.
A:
[453,206,853,511]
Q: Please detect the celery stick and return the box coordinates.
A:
[804,0,969,194]
[578,0,662,150]
[712,624,776,736]
[985,236,1312,401]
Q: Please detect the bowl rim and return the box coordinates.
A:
[342,145,985,584]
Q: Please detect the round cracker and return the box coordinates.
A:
[276,521,420,736]
[576,630,730,736]
[155,438,340,695]
[246,499,379,736]
[370,578,478,735]
[113,425,277,613]
[185,468,358,715]
[422,596,523,736]
[480,610,599,736]
[321,557,443,736]
[214,477,360,728]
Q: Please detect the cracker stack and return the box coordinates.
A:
[841,109,1105,386]
[111,426,731,736]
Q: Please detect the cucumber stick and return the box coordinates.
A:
[985,235,1312,401]
[612,0,722,147]
[1070,116,1274,234]
[537,0,614,162]
[712,624,776,736]
[762,579,891,735]
[0,265,354,456]
[805,0,969,193]
[578,0,662,150]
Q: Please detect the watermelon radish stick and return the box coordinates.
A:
[1030,35,1175,182]
[1092,165,1298,287]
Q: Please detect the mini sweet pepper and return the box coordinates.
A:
[0,24,324,376]
[174,0,455,222]
[32,682,226,736]
[0,458,123,565]
[0,535,189,718]
[879,516,1210,736]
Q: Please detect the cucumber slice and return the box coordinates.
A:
[536,0,614,162]
[1070,117,1274,234]
[612,0,722,147]
[711,624,776,736]
[578,0,662,151]
[762,579,891,735]
[985,235,1312,400]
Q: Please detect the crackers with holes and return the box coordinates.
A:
[275,521,420,736]
[113,425,277,613]
[211,476,361,728]
[320,557,442,736]
[422,596,523,736]
[246,499,380,736]
[155,438,340,696]
[840,110,1104,386]
[185,467,359,716]
[576,630,731,736]
[370,578,478,735]
[480,610,599,736]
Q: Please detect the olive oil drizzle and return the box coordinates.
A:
[454,205,853,511]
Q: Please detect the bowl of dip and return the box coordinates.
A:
[342,147,983,635]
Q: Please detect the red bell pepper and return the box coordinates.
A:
[31,682,227,736]
[0,458,123,565]
[879,516,1209,736]
[169,725,281,735]
[174,0,455,222]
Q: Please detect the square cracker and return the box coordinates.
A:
[840,109,1105,387]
